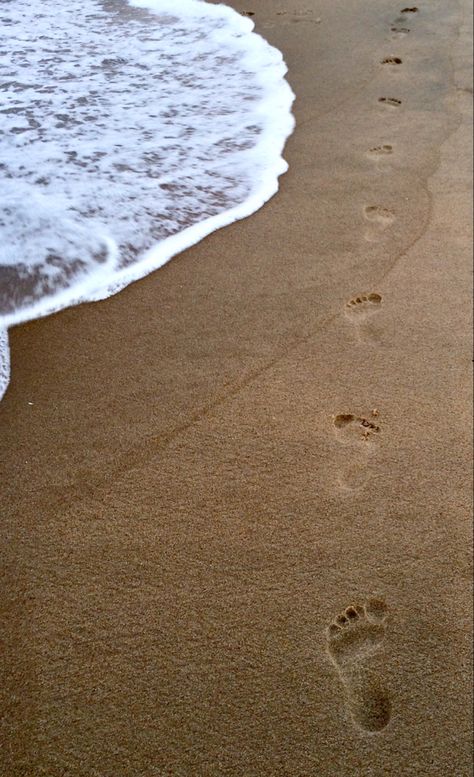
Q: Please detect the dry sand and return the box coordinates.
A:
[0,0,472,775]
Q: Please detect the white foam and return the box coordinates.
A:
[0,328,10,402]
[0,0,295,394]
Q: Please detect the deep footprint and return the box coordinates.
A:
[326,598,392,732]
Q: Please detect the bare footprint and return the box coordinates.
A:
[276,9,321,23]
[378,97,402,107]
[326,598,392,732]
[364,205,395,226]
[333,410,381,490]
[367,144,393,158]
[391,26,410,36]
[345,292,382,325]
[333,412,380,443]
[363,206,395,241]
[381,56,403,65]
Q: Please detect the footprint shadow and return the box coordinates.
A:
[326,598,392,732]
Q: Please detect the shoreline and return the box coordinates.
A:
[1,0,472,774]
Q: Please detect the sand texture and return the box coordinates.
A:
[0,0,472,775]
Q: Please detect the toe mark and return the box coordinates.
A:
[367,292,382,303]
[345,606,359,620]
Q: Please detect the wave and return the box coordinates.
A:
[0,0,295,398]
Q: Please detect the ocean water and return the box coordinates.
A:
[0,0,295,400]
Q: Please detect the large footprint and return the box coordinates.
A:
[326,598,392,732]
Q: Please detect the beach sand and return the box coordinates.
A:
[0,0,472,774]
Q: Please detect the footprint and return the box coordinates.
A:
[367,144,393,159]
[364,206,395,225]
[363,206,395,241]
[333,411,381,490]
[400,6,418,11]
[276,8,314,15]
[333,412,381,443]
[276,9,321,23]
[344,293,383,343]
[326,598,392,732]
[378,97,402,107]
[381,56,403,65]
[345,291,382,317]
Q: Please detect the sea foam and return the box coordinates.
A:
[0,0,295,398]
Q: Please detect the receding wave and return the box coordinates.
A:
[0,0,295,398]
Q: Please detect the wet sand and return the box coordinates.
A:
[0,0,472,775]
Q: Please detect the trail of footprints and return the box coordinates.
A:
[245,0,420,736]
[329,5,421,732]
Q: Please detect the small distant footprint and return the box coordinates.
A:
[345,292,382,323]
[326,598,392,732]
[391,26,410,36]
[276,9,321,23]
[378,97,402,107]
[363,206,395,241]
[381,56,403,65]
[367,144,393,160]
[364,206,395,225]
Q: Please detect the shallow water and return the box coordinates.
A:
[0,0,294,399]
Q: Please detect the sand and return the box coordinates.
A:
[0,0,472,774]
